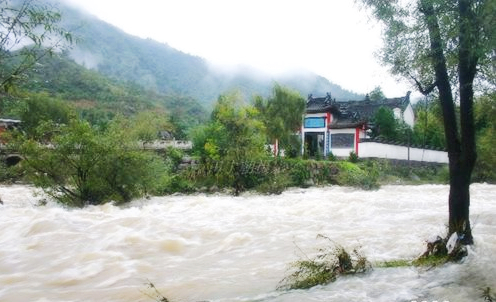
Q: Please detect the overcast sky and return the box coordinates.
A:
[62,0,413,97]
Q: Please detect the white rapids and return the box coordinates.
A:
[0,184,495,302]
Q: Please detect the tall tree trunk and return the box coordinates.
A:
[420,0,475,244]
[451,0,479,244]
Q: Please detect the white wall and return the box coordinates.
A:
[359,141,448,163]
[403,103,415,127]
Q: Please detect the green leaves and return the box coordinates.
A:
[192,91,268,194]
[368,86,385,101]
[19,117,167,207]
[255,83,306,156]
[473,93,496,182]
[371,106,400,140]
[412,100,446,148]
[0,0,73,91]
[204,91,267,162]
[359,0,494,92]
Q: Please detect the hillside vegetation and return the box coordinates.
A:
[1,50,207,135]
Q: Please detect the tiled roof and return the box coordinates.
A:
[306,93,339,113]
[306,92,411,128]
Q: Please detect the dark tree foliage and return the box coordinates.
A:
[371,107,399,140]
[368,86,386,102]
[412,98,446,149]
[473,93,496,182]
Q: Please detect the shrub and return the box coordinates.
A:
[255,170,292,194]
[413,234,468,267]
[348,151,359,163]
[19,119,167,207]
[160,174,195,194]
[0,161,25,183]
[335,161,379,190]
[287,159,311,187]
[164,147,184,173]
[186,157,381,195]
[327,152,337,161]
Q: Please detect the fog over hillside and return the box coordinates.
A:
[57,0,365,106]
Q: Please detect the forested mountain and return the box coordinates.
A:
[59,2,363,106]
[16,51,207,129]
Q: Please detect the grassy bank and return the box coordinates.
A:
[158,156,449,196]
[1,153,450,203]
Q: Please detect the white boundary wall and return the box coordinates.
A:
[359,141,448,163]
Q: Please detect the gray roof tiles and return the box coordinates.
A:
[306,91,411,128]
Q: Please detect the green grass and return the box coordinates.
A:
[412,254,451,267]
[375,259,412,268]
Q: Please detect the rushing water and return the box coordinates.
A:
[0,184,495,302]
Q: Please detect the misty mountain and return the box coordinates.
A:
[19,50,207,130]
[60,2,363,106]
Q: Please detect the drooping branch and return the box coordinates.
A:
[408,73,438,96]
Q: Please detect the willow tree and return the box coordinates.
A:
[254,84,306,156]
[0,0,72,92]
[359,0,495,244]
[193,91,267,194]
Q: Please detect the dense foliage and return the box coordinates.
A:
[409,93,496,183]
[368,86,386,102]
[13,92,75,137]
[17,117,168,207]
[191,91,267,194]
[371,106,411,142]
[254,84,306,156]
[411,99,446,149]
[473,93,496,182]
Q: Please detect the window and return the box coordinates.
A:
[304,117,325,128]
[331,133,355,148]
